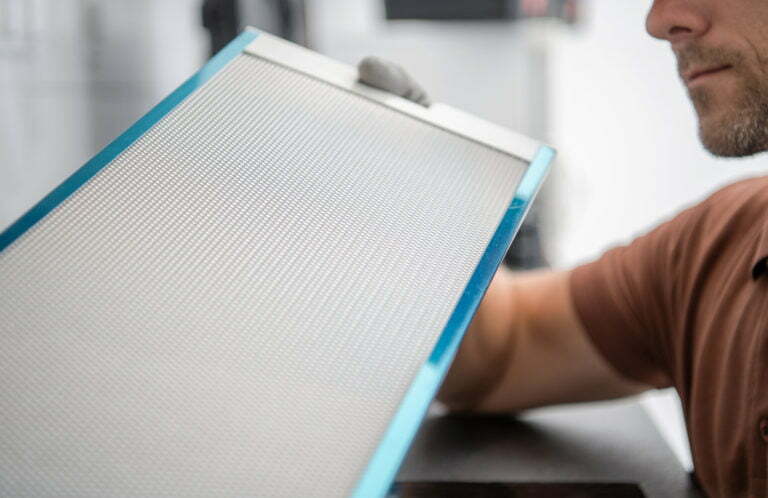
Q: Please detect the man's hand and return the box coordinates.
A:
[357,56,431,107]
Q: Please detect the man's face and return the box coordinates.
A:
[647,0,768,157]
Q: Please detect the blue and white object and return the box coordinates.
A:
[0,29,553,498]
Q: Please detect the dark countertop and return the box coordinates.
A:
[395,399,703,498]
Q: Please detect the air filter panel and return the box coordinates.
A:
[0,30,553,497]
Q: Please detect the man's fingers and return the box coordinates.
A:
[357,56,431,107]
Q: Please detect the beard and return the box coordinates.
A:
[678,45,768,157]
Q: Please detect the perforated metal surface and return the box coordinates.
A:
[0,52,528,497]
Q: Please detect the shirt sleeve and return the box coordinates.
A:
[569,203,707,388]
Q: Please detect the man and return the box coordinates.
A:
[360,1,768,497]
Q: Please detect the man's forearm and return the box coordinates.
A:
[436,269,649,413]
[436,268,522,410]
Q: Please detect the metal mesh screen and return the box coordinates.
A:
[0,53,528,497]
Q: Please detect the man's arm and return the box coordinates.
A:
[437,268,651,413]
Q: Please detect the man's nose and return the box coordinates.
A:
[646,0,711,45]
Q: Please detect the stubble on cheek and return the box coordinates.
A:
[688,85,712,115]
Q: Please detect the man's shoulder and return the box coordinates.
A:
[654,175,768,277]
[619,175,768,272]
[672,175,768,230]
[703,175,768,207]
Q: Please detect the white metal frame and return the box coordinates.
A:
[243,29,543,163]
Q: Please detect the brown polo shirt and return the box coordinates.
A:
[571,176,768,498]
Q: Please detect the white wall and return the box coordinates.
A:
[546,0,768,470]
[0,0,207,230]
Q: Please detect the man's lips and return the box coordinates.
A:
[682,65,732,84]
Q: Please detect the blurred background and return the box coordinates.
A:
[4,0,768,472]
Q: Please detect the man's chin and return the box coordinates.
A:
[691,77,768,157]
[699,116,768,157]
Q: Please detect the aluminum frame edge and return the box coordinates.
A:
[242,29,544,162]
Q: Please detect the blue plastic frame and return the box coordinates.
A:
[0,28,554,498]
